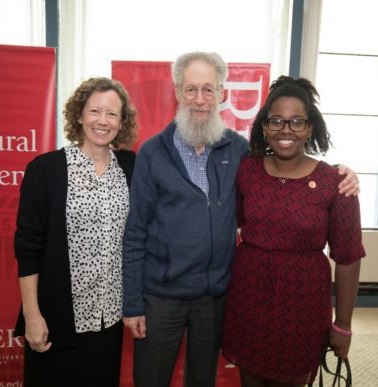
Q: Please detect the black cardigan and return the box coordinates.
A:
[14,148,135,347]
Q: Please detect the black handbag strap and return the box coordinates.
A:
[309,347,352,386]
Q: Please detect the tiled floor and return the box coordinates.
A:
[352,307,378,334]
[349,308,378,386]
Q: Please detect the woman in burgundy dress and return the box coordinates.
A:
[222,76,365,387]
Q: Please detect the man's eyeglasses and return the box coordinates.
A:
[266,118,308,132]
[182,86,219,100]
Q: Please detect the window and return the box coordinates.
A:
[316,0,378,228]
[0,0,45,46]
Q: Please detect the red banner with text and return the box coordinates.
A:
[112,60,270,386]
[0,45,56,384]
[112,61,270,150]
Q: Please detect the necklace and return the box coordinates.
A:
[94,151,111,176]
[278,177,288,184]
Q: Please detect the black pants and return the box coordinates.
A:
[24,319,123,387]
[133,294,225,387]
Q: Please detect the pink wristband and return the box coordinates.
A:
[332,323,352,336]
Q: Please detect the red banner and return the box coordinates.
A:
[0,44,56,384]
[112,60,270,386]
[112,61,270,150]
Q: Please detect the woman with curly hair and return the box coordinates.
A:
[14,77,138,387]
[222,76,365,387]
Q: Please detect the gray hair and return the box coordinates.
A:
[171,51,228,87]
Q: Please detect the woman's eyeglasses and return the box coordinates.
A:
[266,118,308,132]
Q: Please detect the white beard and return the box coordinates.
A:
[174,105,225,147]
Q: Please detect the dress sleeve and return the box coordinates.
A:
[327,182,366,264]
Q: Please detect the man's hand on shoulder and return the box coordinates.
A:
[337,164,359,197]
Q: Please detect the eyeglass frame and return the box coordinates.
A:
[265,117,309,132]
[180,85,221,100]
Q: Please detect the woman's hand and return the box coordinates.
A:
[24,313,52,352]
[329,327,352,360]
[19,274,52,352]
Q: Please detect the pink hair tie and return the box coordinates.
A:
[332,323,352,336]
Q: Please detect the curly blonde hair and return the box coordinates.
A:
[63,77,138,149]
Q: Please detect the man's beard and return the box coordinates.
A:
[175,105,225,147]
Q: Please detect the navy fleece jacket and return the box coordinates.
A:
[122,122,249,317]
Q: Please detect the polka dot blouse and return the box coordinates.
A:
[65,145,129,333]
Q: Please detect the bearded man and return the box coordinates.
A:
[121,51,249,387]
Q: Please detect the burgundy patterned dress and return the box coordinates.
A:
[222,156,365,385]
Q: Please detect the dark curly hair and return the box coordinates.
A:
[250,75,332,156]
[63,77,138,149]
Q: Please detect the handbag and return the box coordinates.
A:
[309,347,352,386]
